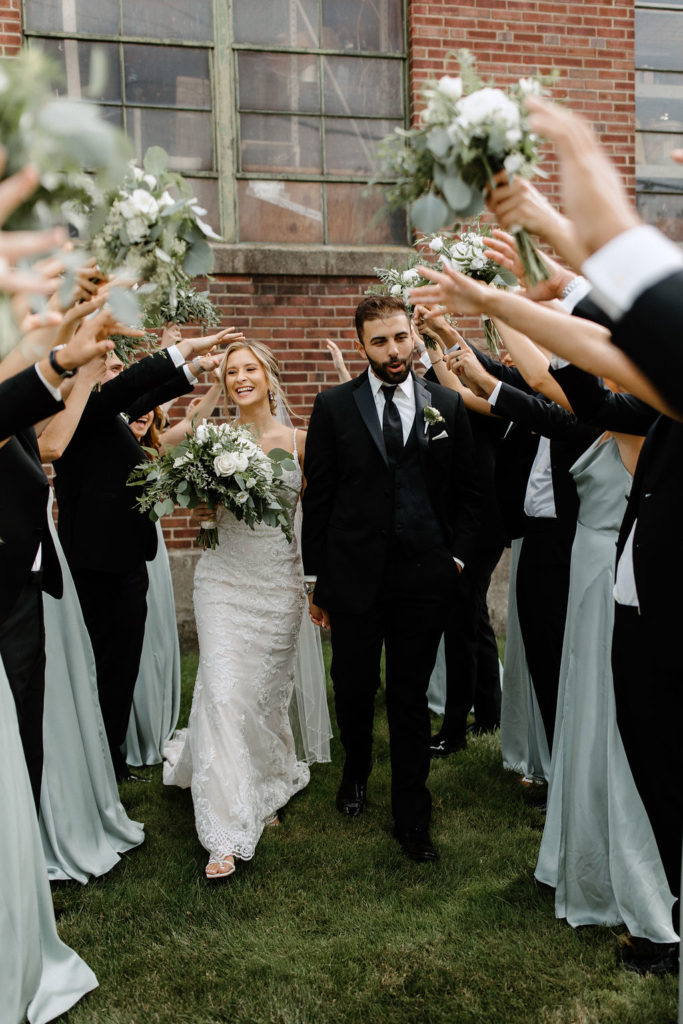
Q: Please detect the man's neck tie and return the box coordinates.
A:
[381,384,404,466]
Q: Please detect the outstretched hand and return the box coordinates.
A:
[447,346,497,398]
[485,230,574,302]
[411,264,493,319]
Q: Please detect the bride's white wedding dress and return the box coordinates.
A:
[163,434,310,862]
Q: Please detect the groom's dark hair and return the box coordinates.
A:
[354,295,410,345]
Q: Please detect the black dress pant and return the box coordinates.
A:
[329,546,457,831]
[73,563,149,779]
[515,520,574,752]
[441,541,504,742]
[612,603,682,930]
[0,572,46,809]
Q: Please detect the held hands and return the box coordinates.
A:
[308,594,330,630]
[191,501,217,524]
[447,347,498,399]
[485,229,575,302]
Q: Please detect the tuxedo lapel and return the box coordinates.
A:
[353,372,388,467]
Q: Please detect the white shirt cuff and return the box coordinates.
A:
[560,276,591,313]
[453,557,464,570]
[549,355,570,370]
[34,364,63,402]
[582,225,683,322]
[303,575,317,583]
[167,344,198,384]
[488,380,503,406]
[420,349,432,369]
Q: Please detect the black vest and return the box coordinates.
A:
[391,423,445,554]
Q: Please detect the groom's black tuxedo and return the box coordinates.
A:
[303,369,480,831]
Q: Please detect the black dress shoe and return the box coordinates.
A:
[335,779,366,817]
[429,733,466,758]
[393,826,438,862]
[619,935,679,976]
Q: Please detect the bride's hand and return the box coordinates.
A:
[191,502,216,524]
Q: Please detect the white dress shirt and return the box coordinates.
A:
[167,344,199,385]
[613,521,639,608]
[583,225,683,323]
[368,368,415,442]
[488,382,557,519]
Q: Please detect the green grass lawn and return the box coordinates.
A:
[51,646,678,1024]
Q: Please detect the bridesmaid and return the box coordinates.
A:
[0,655,98,1023]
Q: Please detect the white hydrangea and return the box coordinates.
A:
[402,268,420,285]
[125,216,148,243]
[429,236,444,252]
[456,88,520,130]
[437,75,463,101]
[195,422,210,444]
[390,283,403,297]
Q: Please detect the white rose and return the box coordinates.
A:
[118,198,137,220]
[261,462,274,484]
[505,127,522,146]
[213,451,238,476]
[195,423,209,444]
[129,188,159,220]
[437,75,463,101]
[470,257,486,270]
[233,452,250,473]
[390,283,403,297]
[457,88,519,128]
[402,268,419,285]
[504,152,526,176]
[143,173,157,188]
[429,236,444,252]
[234,491,249,505]
[158,190,175,208]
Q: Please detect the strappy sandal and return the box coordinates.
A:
[205,856,235,880]
[263,812,280,827]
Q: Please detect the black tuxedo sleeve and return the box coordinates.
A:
[492,381,582,438]
[445,393,481,565]
[82,351,189,421]
[124,369,193,421]
[548,363,657,435]
[607,270,683,416]
[301,392,338,589]
[472,346,534,393]
[0,366,64,440]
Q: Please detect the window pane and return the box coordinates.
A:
[238,180,323,242]
[324,56,402,117]
[33,38,122,102]
[325,118,400,175]
[636,70,683,131]
[327,183,406,244]
[636,192,683,243]
[122,0,213,41]
[124,45,211,108]
[127,108,213,171]
[233,0,318,47]
[322,0,403,53]
[185,178,220,234]
[238,53,319,114]
[24,0,118,34]
[636,9,683,71]
[100,105,123,128]
[638,129,683,167]
[240,115,321,173]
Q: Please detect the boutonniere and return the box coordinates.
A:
[424,405,445,427]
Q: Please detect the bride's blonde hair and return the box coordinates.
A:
[219,340,292,418]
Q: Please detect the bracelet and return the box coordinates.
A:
[432,357,444,365]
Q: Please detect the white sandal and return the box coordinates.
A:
[205,856,235,880]
[263,812,280,827]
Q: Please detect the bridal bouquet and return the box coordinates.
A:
[129,420,297,550]
[144,285,220,331]
[378,51,556,286]
[86,146,220,343]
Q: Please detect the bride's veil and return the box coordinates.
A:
[275,397,332,764]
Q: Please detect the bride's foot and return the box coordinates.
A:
[205,855,235,880]
[263,812,280,827]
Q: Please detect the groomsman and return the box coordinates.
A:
[302,295,480,861]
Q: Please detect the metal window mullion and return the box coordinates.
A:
[23,29,213,47]
[119,39,127,138]
[232,43,405,59]
[213,0,237,242]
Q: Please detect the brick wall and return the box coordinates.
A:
[0,0,20,55]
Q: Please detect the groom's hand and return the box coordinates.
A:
[308,595,330,629]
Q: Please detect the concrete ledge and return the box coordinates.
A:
[212,243,413,278]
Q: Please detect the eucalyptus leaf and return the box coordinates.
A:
[107,286,142,328]
[441,175,472,212]
[426,128,452,160]
[143,146,168,178]
[183,238,214,278]
[409,193,449,235]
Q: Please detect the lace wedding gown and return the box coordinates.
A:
[163,435,310,862]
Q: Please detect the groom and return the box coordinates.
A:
[302,295,480,861]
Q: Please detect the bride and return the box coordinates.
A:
[163,340,312,879]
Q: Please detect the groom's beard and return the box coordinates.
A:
[365,350,413,385]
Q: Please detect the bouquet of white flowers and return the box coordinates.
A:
[144,285,220,331]
[86,146,220,339]
[378,51,557,286]
[128,420,297,550]
[422,228,516,354]
[367,261,435,310]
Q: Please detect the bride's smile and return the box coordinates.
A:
[225,351,269,408]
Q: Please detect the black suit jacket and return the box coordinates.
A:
[492,378,598,536]
[302,370,480,614]
[0,428,62,621]
[0,364,65,440]
[53,351,193,575]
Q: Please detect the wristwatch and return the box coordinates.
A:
[49,345,77,379]
[304,581,316,596]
